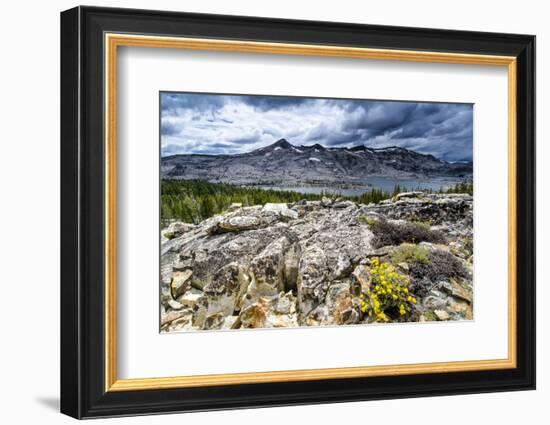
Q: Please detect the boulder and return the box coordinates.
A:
[193,262,249,328]
[434,309,451,321]
[161,309,193,328]
[297,246,329,316]
[176,287,205,309]
[448,279,473,303]
[240,293,298,328]
[249,237,289,296]
[218,215,261,232]
[393,191,424,201]
[447,299,473,320]
[163,221,195,239]
[203,313,227,330]
[304,224,373,281]
[262,203,299,220]
[332,200,356,209]
[321,196,333,207]
[183,226,292,292]
[305,281,361,326]
[167,299,185,311]
[171,269,193,298]
[164,315,194,332]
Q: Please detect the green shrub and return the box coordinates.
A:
[391,243,430,265]
[358,215,377,226]
[368,218,446,248]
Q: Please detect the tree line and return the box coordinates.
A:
[161,179,473,224]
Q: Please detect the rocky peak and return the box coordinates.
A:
[307,143,326,151]
[269,138,293,150]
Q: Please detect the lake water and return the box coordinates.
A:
[259,177,463,196]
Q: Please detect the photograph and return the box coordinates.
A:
[57,5,536,419]
[159,92,474,332]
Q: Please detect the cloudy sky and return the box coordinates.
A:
[161,92,473,162]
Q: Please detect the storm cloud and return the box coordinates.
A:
[160,92,473,162]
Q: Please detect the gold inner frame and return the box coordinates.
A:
[104,33,517,392]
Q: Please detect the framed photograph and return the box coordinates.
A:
[60,6,536,419]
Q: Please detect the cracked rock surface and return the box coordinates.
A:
[160,193,473,332]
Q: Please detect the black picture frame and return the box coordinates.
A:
[61,5,536,419]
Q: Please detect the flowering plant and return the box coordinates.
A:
[360,258,416,322]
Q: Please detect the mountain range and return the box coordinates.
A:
[161,139,472,188]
